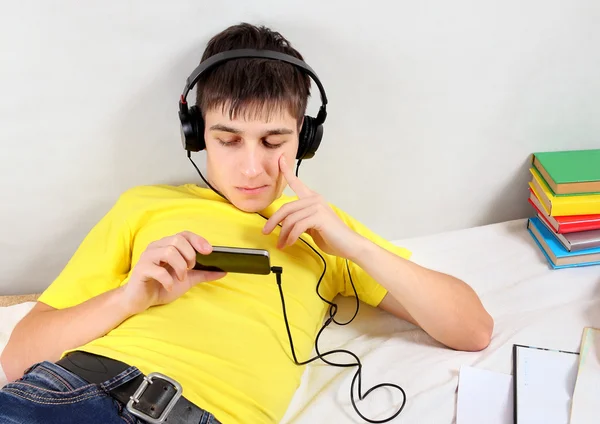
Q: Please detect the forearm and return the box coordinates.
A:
[1,286,134,381]
[349,237,493,351]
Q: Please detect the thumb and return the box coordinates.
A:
[187,269,227,284]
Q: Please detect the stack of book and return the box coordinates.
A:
[526,148,600,269]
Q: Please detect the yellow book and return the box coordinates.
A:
[529,167,600,216]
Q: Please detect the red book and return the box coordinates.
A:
[528,189,600,233]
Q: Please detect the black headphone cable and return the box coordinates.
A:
[188,151,226,199]
[269,242,407,423]
[188,152,407,422]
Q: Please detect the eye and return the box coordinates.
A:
[217,138,239,147]
[263,139,284,149]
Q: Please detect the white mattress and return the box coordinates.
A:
[2,218,599,423]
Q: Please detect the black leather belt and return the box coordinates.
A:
[56,351,218,424]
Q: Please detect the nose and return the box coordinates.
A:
[240,144,265,178]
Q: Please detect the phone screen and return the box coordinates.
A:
[194,247,271,275]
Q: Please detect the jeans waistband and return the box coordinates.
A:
[56,351,221,424]
[28,359,142,392]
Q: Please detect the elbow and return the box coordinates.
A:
[444,309,494,352]
[0,346,21,382]
[464,311,494,352]
[1,328,33,383]
[467,330,493,352]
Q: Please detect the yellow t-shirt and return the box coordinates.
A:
[37,184,411,424]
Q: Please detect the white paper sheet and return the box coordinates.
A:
[570,328,600,424]
[456,366,513,424]
[514,344,579,424]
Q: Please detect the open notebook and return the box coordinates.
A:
[512,344,579,424]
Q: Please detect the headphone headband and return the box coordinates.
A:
[179,48,328,160]
[179,48,328,123]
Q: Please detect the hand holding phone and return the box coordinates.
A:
[122,231,227,314]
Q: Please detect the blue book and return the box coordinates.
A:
[527,217,600,269]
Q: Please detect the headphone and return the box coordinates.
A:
[178,48,328,160]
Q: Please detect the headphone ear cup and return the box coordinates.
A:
[297,116,323,160]
[189,106,206,151]
[179,108,195,152]
[179,105,205,152]
[297,116,311,160]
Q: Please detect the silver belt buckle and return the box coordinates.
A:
[126,372,183,424]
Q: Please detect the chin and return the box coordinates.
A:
[227,192,276,213]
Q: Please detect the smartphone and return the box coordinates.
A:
[194,246,271,275]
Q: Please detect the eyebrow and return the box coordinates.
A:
[209,124,294,136]
[209,124,242,134]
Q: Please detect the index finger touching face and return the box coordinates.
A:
[279,155,312,198]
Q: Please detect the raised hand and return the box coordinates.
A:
[262,156,363,259]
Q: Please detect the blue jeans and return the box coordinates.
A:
[0,360,219,424]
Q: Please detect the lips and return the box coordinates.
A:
[236,185,269,194]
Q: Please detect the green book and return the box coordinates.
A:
[532,149,600,195]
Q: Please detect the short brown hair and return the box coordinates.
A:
[195,23,311,126]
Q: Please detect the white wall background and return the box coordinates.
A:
[1,0,599,295]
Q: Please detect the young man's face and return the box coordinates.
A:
[203,107,300,212]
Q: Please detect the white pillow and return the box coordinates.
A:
[0,302,36,387]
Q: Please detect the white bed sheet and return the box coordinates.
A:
[1,218,599,423]
[280,218,600,423]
